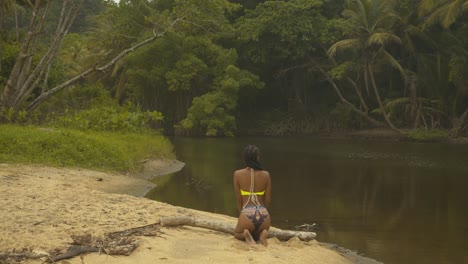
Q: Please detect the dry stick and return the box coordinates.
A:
[160,216,316,241]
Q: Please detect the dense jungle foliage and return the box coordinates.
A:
[0,0,467,137]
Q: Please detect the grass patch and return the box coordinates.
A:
[404,128,449,142]
[0,125,174,172]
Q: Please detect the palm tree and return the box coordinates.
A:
[418,1,468,135]
[419,0,468,29]
[328,0,404,132]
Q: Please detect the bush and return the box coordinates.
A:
[50,102,163,133]
[41,84,163,133]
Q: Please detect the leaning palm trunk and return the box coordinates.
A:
[368,64,400,133]
[347,77,369,112]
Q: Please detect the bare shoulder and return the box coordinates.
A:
[260,170,270,178]
[233,169,245,178]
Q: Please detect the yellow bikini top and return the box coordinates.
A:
[240,189,265,196]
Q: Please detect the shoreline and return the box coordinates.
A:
[0,162,363,264]
[242,127,468,144]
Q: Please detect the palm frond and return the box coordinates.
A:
[418,0,443,17]
[420,10,442,29]
[442,0,465,28]
[370,0,398,30]
[327,38,362,58]
[384,97,411,108]
[366,32,401,47]
[379,48,406,79]
[420,0,467,29]
[404,24,436,49]
[343,0,368,33]
[422,106,446,115]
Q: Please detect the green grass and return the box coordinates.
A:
[0,125,174,172]
[404,128,449,142]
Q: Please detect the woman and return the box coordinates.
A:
[233,145,272,246]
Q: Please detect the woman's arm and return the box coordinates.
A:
[264,172,272,208]
[233,172,243,212]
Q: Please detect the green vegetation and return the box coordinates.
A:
[405,128,449,142]
[0,0,466,138]
[0,124,174,172]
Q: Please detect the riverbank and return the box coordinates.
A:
[0,162,359,264]
[345,128,468,144]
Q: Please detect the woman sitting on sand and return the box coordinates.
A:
[233,145,272,246]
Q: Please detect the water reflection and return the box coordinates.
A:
[146,137,468,264]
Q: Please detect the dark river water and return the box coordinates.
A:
[145,137,468,264]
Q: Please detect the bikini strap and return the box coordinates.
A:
[242,168,261,209]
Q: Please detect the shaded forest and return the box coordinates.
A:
[0,0,467,137]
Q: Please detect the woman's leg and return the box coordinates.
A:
[253,214,271,246]
[234,213,255,244]
[258,230,268,246]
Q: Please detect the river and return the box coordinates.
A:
[145,137,468,264]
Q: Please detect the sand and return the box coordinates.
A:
[0,162,353,264]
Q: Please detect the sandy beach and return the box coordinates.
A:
[0,162,356,264]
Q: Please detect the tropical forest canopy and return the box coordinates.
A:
[0,0,467,137]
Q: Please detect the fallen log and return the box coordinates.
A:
[160,216,316,241]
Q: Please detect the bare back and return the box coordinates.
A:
[233,168,271,211]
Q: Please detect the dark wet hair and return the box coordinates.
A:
[243,145,263,170]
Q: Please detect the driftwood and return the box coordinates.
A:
[49,245,99,262]
[294,223,318,232]
[0,223,163,263]
[0,250,49,263]
[47,223,162,262]
[160,216,316,241]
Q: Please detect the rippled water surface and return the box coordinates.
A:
[146,137,468,264]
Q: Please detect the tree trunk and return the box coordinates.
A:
[160,216,317,242]
[347,77,369,112]
[368,64,400,133]
[13,0,80,109]
[316,65,384,127]
[0,0,42,109]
